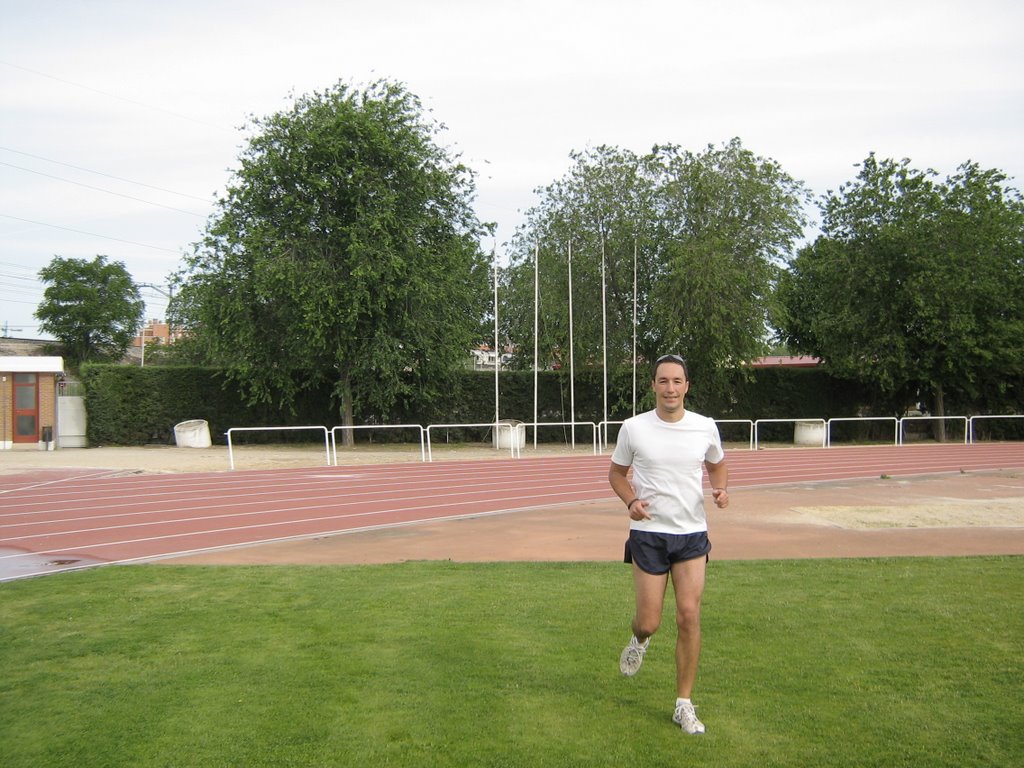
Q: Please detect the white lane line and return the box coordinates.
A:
[0,497,610,583]
[0,469,611,527]
[0,478,613,542]
[0,464,610,517]
[0,469,130,495]
[0,485,615,562]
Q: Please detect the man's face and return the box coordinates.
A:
[652,361,689,415]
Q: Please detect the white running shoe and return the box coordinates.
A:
[619,635,649,676]
[673,700,705,735]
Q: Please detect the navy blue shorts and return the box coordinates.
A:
[624,530,711,575]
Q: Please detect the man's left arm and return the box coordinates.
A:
[705,459,729,508]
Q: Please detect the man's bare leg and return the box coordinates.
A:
[670,556,706,698]
[620,564,670,676]
[631,563,670,640]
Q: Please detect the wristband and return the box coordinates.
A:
[626,498,639,510]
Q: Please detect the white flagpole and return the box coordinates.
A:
[568,241,576,451]
[601,234,608,449]
[632,238,638,415]
[493,247,499,432]
[533,243,539,449]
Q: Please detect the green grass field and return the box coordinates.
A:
[1,557,1021,767]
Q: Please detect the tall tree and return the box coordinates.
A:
[503,145,658,370]
[775,154,1024,421]
[171,81,490,434]
[35,254,143,367]
[650,139,809,397]
[502,139,808,413]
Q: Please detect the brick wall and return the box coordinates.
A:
[0,374,9,446]
[39,372,57,440]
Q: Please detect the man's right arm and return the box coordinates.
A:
[609,462,650,520]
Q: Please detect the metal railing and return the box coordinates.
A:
[826,416,899,447]
[330,424,426,464]
[715,419,755,451]
[521,421,599,455]
[425,422,523,461]
[754,418,826,450]
[598,419,754,452]
[898,416,969,445]
[222,413,1024,468]
[968,414,1024,444]
[226,426,331,470]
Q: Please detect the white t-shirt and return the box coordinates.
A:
[610,409,725,535]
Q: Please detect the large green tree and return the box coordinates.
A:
[775,154,1024,420]
[502,146,659,413]
[171,81,491,433]
[35,254,144,367]
[650,140,808,398]
[502,139,808,414]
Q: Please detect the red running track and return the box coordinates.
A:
[2,442,1023,581]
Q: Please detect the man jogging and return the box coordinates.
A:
[608,354,729,735]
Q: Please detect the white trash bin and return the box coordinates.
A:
[492,419,526,450]
[793,420,825,447]
[174,419,212,448]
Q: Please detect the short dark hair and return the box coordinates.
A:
[652,354,688,381]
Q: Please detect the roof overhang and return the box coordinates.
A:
[0,356,65,374]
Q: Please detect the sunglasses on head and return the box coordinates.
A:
[655,354,686,366]
[653,354,689,381]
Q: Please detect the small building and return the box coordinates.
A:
[0,356,65,450]
[129,319,186,361]
[470,344,513,371]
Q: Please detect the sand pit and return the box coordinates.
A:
[786,497,1024,529]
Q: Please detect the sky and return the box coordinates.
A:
[2,0,1022,340]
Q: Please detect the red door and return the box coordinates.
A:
[13,373,38,443]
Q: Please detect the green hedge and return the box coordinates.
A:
[80,364,887,446]
[80,365,340,445]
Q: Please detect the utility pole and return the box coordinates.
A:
[137,283,174,367]
[138,281,175,338]
[138,283,172,298]
[138,282,174,318]
[1,321,24,338]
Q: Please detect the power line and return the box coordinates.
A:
[0,292,43,302]
[1,160,206,217]
[0,270,40,282]
[0,146,214,203]
[0,285,43,298]
[0,260,42,272]
[0,213,182,254]
[0,60,235,133]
